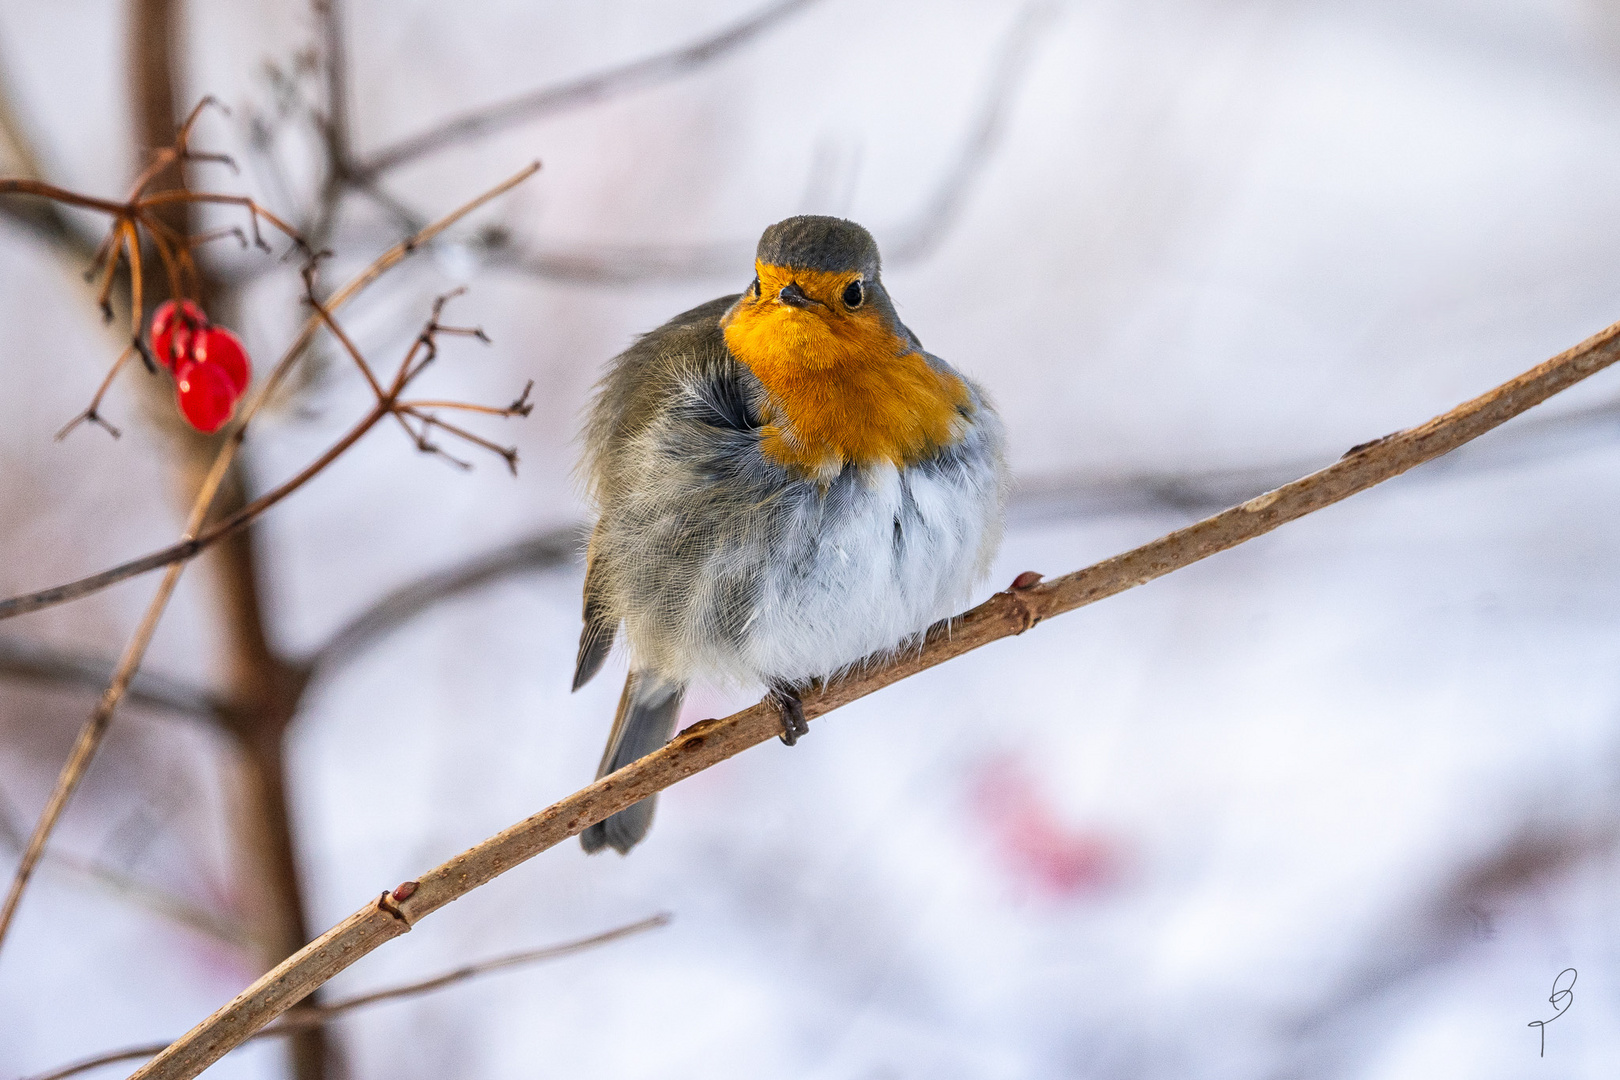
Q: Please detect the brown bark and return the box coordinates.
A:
[128,3,329,1078]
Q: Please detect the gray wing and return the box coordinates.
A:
[572,530,616,691]
[581,298,801,680]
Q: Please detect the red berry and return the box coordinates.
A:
[174,359,237,433]
[150,299,206,371]
[192,325,251,396]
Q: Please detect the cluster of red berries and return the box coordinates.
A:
[149,300,252,434]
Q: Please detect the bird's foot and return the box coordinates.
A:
[769,683,808,746]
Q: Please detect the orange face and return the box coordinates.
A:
[722,263,899,371]
[723,261,971,474]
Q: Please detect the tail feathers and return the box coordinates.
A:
[581,672,686,855]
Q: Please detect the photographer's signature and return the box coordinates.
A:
[1527,967,1576,1057]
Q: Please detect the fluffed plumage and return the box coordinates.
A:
[575,216,1007,854]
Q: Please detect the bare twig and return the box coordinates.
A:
[314,0,351,176]
[0,163,539,957]
[304,0,355,247]
[127,314,1620,1080]
[0,558,193,954]
[25,914,669,1080]
[289,1,1047,287]
[352,0,821,180]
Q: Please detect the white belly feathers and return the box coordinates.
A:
[701,457,1002,685]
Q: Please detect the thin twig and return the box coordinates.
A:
[353,0,821,180]
[401,409,518,474]
[301,263,386,398]
[294,0,1043,289]
[0,163,539,958]
[127,314,1620,1080]
[53,343,135,440]
[25,915,669,1080]
[303,0,355,247]
[315,0,351,172]
[0,179,129,216]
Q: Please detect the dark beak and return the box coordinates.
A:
[777,281,819,309]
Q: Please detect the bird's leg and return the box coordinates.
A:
[768,681,809,746]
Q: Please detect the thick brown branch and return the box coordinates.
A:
[128,314,1620,1080]
[353,0,820,180]
[27,914,668,1080]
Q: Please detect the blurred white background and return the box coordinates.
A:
[2,1,1620,1077]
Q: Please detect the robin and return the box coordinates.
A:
[573,215,1008,854]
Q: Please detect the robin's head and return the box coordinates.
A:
[722,216,909,372]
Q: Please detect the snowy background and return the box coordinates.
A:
[3,0,1620,1077]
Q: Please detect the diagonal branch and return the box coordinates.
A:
[351,0,822,181]
[128,313,1620,1080]
[27,914,669,1080]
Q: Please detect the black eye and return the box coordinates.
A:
[750,276,761,298]
[842,280,863,308]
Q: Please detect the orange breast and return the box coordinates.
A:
[723,265,971,474]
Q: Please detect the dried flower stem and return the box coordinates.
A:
[0,162,539,624]
[0,162,539,957]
